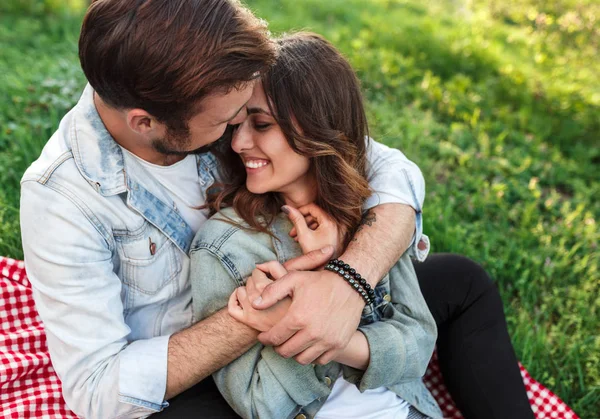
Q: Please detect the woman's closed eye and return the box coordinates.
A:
[253,121,272,130]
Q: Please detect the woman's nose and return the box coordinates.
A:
[231,121,254,154]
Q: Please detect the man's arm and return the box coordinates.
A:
[343,204,415,284]
[165,309,257,399]
[251,140,425,365]
[254,204,416,365]
[20,181,257,418]
[168,220,335,399]
[185,247,333,419]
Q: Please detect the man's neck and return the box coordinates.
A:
[93,93,183,166]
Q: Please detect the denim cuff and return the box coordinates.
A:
[355,322,408,392]
[118,335,170,412]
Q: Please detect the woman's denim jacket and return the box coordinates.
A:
[190,207,442,419]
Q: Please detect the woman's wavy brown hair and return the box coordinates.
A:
[206,32,372,244]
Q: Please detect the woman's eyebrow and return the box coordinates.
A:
[247,107,271,116]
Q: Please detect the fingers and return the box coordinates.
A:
[271,329,317,359]
[282,205,310,238]
[257,315,300,347]
[290,219,318,238]
[294,344,329,365]
[314,348,338,365]
[270,329,330,364]
[237,286,254,310]
[246,268,272,302]
[227,287,244,322]
[251,272,296,309]
[283,246,334,271]
[298,203,331,226]
[255,261,288,280]
[245,271,260,299]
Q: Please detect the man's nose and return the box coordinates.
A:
[229,107,247,126]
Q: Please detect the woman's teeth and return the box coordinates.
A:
[245,160,269,169]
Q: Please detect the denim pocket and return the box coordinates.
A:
[115,222,182,296]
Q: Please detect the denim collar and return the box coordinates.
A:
[69,84,219,197]
[70,84,128,196]
[269,214,303,263]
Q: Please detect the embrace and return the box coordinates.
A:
[20,1,533,418]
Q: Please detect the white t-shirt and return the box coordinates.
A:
[124,150,207,233]
[315,376,410,419]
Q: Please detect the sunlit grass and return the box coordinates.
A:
[0,0,598,416]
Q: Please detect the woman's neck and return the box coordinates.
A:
[280,175,317,208]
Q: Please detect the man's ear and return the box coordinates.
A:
[126,109,158,135]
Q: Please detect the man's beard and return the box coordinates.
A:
[151,126,211,156]
[152,126,232,156]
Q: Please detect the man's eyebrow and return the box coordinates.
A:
[247,107,271,116]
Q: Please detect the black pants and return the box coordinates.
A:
[154,254,533,419]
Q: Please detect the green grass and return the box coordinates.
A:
[1,0,598,416]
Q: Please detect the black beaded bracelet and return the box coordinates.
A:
[325,259,375,305]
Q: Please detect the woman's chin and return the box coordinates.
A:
[246,183,270,195]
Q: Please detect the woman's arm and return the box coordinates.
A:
[190,223,332,419]
[332,331,370,370]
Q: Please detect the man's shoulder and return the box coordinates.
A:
[21,111,78,185]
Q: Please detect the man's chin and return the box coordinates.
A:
[152,143,212,157]
[188,143,215,155]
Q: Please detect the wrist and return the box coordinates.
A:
[334,331,369,370]
[323,269,365,308]
[325,259,376,305]
[336,250,380,288]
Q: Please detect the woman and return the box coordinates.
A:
[190,32,532,419]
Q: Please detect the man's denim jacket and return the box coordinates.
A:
[20,84,429,418]
[190,207,442,419]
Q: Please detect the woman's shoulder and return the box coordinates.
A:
[191,207,275,258]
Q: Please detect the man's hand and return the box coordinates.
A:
[248,204,416,366]
[253,269,364,365]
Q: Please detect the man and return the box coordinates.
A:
[20,1,427,417]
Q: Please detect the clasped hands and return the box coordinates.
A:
[227,203,364,365]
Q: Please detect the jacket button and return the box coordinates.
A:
[383,294,392,302]
[295,414,307,419]
[324,376,332,386]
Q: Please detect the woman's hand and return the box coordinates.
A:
[284,204,345,259]
[228,262,292,332]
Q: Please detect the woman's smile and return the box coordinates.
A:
[242,157,271,173]
[231,83,312,198]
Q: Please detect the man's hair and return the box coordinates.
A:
[80,0,276,125]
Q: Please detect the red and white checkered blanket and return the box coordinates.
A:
[1,256,580,419]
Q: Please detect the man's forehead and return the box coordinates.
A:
[200,84,255,123]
